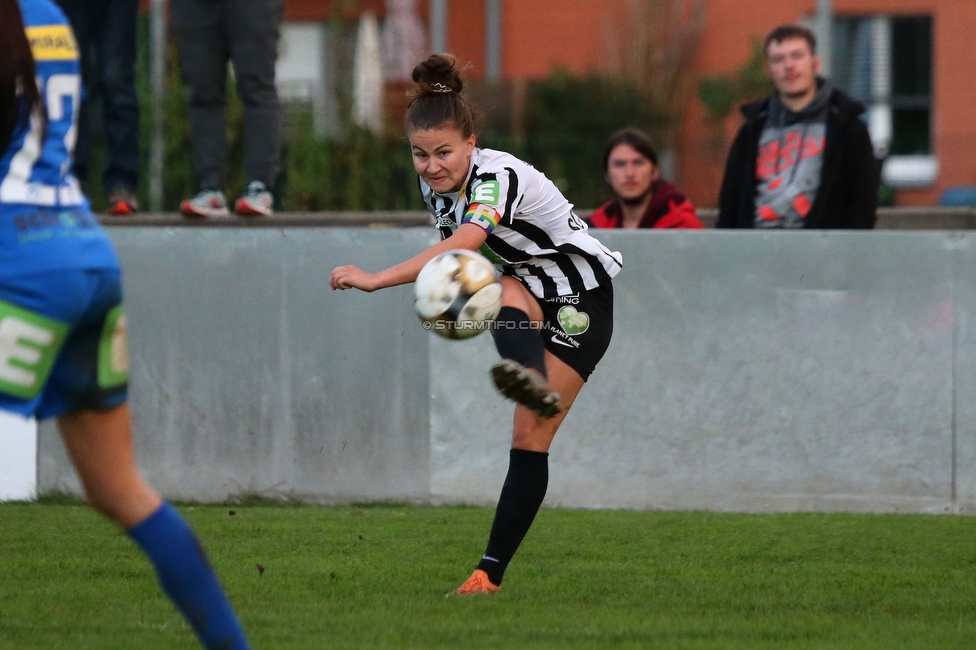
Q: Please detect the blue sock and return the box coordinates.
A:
[128,502,249,650]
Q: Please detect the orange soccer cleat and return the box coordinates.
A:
[453,569,500,596]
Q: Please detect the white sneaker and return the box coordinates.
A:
[234,181,274,217]
[180,189,229,218]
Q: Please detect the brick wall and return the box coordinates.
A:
[278,0,976,208]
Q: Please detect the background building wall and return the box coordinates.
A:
[445,0,486,78]
[277,1,975,209]
[501,2,610,78]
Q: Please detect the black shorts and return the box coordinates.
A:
[536,281,614,381]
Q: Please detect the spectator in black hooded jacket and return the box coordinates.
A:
[717,24,880,229]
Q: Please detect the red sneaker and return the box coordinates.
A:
[234,181,273,217]
[106,189,138,216]
[180,190,229,218]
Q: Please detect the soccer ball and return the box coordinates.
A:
[414,250,503,340]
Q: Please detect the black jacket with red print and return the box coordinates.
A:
[716,86,880,229]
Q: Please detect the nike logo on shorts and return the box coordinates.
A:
[550,334,574,348]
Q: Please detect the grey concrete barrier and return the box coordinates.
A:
[39,227,438,503]
[36,226,976,513]
[99,206,976,230]
[693,206,976,230]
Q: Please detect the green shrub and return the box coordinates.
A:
[481,71,668,210]
[697,39,772,123]
[281,111,417,211]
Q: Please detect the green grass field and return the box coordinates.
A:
[3,501,976,649]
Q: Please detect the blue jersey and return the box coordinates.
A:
[0,0,118,278]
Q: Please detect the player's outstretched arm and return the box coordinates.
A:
[330,223,488,291]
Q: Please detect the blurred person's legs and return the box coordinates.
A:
[53,0,95,184]
[93,0,141,213]
[172,0,230,194]
[59,405,250,649]
[0,267,249,649]
[53,0,140,214]
[228,0,283,215]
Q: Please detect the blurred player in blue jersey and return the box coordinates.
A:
[0,1,250,647]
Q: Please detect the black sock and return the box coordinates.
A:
[493,307,547,378]
[476,449,549,586]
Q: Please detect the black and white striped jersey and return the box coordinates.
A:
[418,148,623,299]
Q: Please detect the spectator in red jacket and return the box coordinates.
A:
[586,128,703,230]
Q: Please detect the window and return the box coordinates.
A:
[832,15,935,187]
[890,17,932,156]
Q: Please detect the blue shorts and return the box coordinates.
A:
[0,268,129,420]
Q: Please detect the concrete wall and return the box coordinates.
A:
[0,412,35,500]
[39,228,436,503]
[37,227,976,513]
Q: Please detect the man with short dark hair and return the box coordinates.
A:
[717,24,879,229]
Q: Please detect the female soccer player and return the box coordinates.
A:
[330,54,623,595]
[0,1,249,647]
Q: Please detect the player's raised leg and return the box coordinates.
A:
[59,405,250,650]
[489,276,563,418]
[456,353,585,595]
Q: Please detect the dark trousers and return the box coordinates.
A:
[171,0,284,191]
[54,0,141,194]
